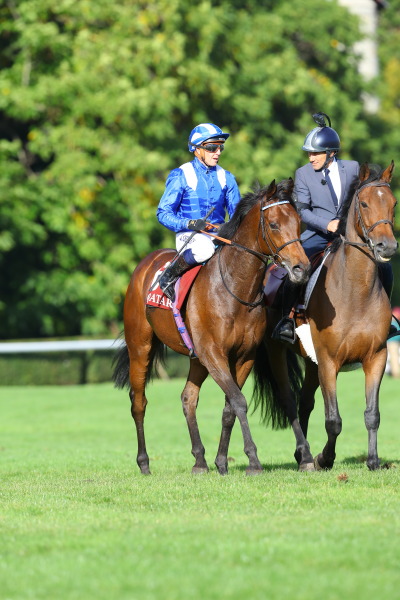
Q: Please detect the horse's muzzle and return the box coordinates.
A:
[288,262,311,284]
[374,238,398,262]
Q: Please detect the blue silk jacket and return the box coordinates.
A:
[157,157,241,233]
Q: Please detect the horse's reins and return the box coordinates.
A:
[205,198,301,308]
[201,199,300,263]
[340,181,394,257]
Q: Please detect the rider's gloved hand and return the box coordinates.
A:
[187,219,207,232]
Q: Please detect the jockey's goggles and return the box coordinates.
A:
[197,142,225,153]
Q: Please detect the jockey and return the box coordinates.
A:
[274,112,359,342]
[274,112,394,343]
[157,123,241,302]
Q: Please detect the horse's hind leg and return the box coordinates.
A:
[363,350,386,470]
[126,326,156,475]
[181,360,209,474]
[267,346,314,471]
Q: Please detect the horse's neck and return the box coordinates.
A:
[222,222,266,298]
[334,213,379,296]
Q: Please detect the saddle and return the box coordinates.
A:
[264,249,328,317]
[146,264,202,310]
[146,263,202,357]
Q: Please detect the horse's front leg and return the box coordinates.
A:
[314,358,341,470]
[299,360,319,438]
[363,348,387,470]
[214,397,236,475]
[215,360,253,475]
[181,360,209,474]
[208,359,263,476]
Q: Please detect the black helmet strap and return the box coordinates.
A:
[321,149,338,171]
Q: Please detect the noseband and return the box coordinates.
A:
[260,199,301,266]
[218,197,301,307]
[341,181,394,256]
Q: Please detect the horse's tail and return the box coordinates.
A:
[251,340,304,429]
[112,333,167,390]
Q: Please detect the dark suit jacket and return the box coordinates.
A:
[295,159,359,244]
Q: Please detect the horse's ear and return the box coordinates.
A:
[382,160,395,183]
[267,179,277,197]
[359,163,370,182]
[287,177,294,192]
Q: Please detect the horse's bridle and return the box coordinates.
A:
[218,198,301,307]
[260,199,301,265]
[341,181,394,257]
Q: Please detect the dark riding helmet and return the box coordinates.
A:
[302,112,340,153]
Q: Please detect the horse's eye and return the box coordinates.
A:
[270,222,279,230]
[360,201,368,208]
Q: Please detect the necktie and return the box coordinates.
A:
[324,168,338,208]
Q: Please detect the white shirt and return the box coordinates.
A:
[325,159,342,206]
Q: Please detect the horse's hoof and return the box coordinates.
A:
[367,460,380,471]
[191,466,209,475]
[215,460,228,475]
[140,468,151,475]
[216,466,228,476]
[299,462,315,472]
[314,454,333,471]
[313,455,324,471]
[246,468,263,476]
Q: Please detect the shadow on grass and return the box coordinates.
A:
[342,454,399,468]
[227,461,299,474]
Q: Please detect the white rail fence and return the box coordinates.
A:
[0,339,122,354]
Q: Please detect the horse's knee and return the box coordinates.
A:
[221,404,235,427]
[364,409,380,431]
[325,417,342,437]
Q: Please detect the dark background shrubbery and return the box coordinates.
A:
[0,348,189,385]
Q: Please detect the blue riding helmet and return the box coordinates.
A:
[188,123,230,152]
[302,126,341,153]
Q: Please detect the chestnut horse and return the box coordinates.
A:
[253,162,397,471]
[113,178,310,475]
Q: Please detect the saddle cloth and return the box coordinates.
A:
[146,263,202,310]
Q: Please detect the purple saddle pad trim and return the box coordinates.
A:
[172,281,196,357]
[264,266,287,307]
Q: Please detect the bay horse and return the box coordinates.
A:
[253,162,397,471]
[112,178,310,475]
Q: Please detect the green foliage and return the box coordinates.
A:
[0,0,399,337]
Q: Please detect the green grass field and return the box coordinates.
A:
[1,370,400,600]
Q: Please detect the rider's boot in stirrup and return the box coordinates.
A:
[272,280,298,344]
[159,254,192,303]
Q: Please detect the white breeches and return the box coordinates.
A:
[176,232,216,263]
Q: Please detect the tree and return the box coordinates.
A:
[0,0,395,337]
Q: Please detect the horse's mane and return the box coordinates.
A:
[219,179,295,241]
[330,163,384,253]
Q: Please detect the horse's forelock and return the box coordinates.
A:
[277,178,295,207]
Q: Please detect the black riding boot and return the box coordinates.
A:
[272,279,299,343]
[378,262,393,300]
[159,254,192,303]
[378,263,398,338]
